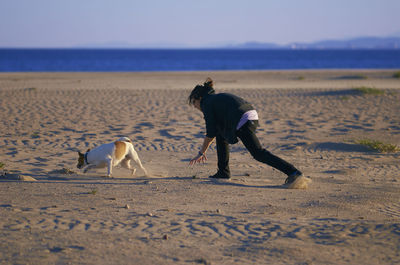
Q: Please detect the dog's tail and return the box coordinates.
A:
[118,137,132,143]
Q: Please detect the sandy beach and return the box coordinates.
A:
[1,70,400,264]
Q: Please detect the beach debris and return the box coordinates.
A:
[354,86,384,95]
[124,204,130,209]
[88,190,97,195]
[49,167,76,175]
[162,234,168,240]
[147,212,153,217]
[355,139,399,153]
[0,173,37,182]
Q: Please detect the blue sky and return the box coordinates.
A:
[0,0,399,48]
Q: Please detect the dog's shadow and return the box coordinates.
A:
[16,171,286,190]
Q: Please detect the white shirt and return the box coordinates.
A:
[236,110,259,130]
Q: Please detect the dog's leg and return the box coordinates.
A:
[106,158,113,178]
[131,151,148,176]
[121,158,136,176]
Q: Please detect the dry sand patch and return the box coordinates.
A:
[0,70,399,264]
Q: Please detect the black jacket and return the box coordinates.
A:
[200,93,254,144]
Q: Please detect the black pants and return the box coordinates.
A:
[216,120,298,177]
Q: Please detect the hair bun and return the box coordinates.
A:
[188,77,215,105]
[203,77,214,88]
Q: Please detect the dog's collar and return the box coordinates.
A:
[84,152,90,165]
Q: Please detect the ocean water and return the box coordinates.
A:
[1,49,400,72]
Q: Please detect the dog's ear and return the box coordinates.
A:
[78,152,83,156]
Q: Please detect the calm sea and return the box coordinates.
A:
[1,49,400,72]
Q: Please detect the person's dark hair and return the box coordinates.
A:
[188,78,215,105]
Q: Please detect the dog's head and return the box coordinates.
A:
[77,149,90,169]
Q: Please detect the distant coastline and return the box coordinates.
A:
[225,37,400,50]
[3,36,399,50]
[73,36,400,50]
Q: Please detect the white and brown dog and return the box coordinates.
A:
[77,137,148,177]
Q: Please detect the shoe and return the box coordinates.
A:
[209,171,231,179]
[284,170,303,185]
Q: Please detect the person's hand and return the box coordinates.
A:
[189,152,207,165]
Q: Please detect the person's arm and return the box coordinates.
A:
[189,136,215,165]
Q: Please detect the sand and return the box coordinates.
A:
[0,70,399,264]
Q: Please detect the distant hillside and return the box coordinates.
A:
[227,37,400,49]
[73,36,400,49]
[224,41,280,49]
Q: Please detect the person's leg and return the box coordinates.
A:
[237,120,300,176]
[211,134,231,178]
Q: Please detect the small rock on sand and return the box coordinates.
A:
[0,173,37,182]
